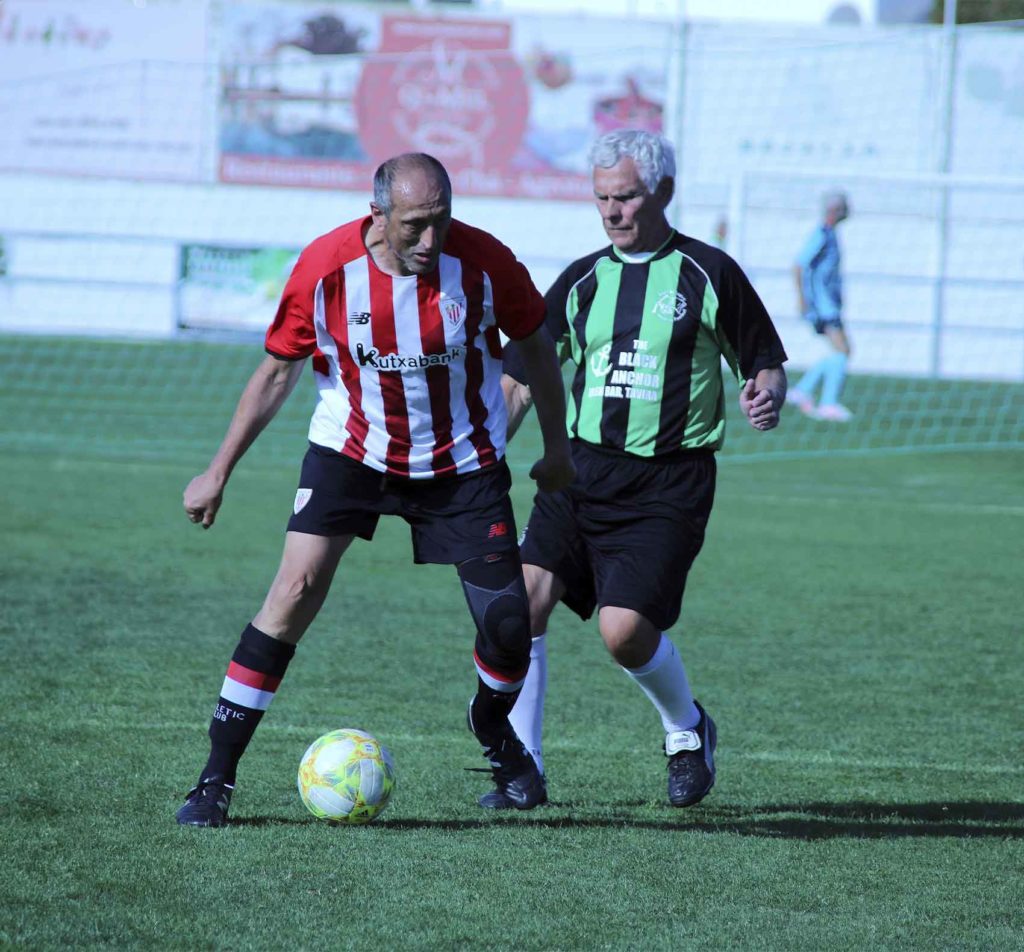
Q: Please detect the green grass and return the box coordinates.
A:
[1,335,1022,950]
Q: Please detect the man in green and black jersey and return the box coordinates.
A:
[496,129,788,810]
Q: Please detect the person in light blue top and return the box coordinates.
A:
[788,190,853,422]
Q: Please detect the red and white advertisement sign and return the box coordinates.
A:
[218,3,674,201]
[356,18,529,174]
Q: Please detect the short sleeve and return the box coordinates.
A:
[489,254,546,342]
[714,258,788,380]
[795,227,827,269]
[502,264,573,384]
[264,250,319,360]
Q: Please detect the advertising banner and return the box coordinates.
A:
[178,243,299,334]
[218,2,675,200]
[0,0,209,181]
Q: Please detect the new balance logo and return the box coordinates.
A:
[355,342,464,370]
[487,522,509,539]
[348,311,371,325]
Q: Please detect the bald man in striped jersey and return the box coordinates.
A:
[175,153,574,826]
[500,130,788,810]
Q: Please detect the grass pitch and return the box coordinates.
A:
[1,336,1021,950]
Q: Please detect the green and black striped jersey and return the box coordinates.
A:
[508,231,786,456]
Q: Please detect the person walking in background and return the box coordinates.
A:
[175,152,574,827]
[498,130,787,810]
[788,190,853,422]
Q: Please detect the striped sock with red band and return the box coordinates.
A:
[200,624,296,785]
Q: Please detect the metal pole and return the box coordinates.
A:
[930,0,958,378]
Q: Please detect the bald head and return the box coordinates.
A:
[368,153,453,276]
[373,153,452,218]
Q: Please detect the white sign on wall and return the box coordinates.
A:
[0,0,210,181]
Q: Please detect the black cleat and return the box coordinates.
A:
[666,701,717,808]
[468,701,547,811]
[176,777,233,827]
[478,773,548,810]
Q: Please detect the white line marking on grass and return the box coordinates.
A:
[731,492,1024,517]
[729,749,1024,776]
[71,719,1024,775]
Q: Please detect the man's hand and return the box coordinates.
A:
[529,449,576,493]
[740,378,782,431]
[183,470,226,529]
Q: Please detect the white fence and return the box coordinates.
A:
[0,2,1022,379]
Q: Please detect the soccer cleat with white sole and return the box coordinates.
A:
[666,702,717,808]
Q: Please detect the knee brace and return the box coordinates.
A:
[457,552,531,679]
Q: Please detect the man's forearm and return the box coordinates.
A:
[756,365,787,406]
[515,330,570,456]
[793,265,805,313]
[207,355,305,482]
[501,373,535,441]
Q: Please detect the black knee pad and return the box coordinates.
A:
[457,553,530,672]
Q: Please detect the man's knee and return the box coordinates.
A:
[599,608,660,668]
[458,553,530,669]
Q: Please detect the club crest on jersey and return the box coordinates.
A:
[441,297,466,327]
[653,290,688,322]
[293,488,313,514]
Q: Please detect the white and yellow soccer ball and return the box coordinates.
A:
[297,728,395,824]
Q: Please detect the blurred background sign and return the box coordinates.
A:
[217,2,674,199]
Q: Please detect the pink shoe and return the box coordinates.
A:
[788,391,816,416]
[815,403,853,422]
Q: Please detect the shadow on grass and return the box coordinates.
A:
[229,800,1024,839]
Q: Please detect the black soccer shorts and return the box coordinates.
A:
[287,442,519,565]
[519,440,716,632]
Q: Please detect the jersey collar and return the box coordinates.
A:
[610,229,677,264]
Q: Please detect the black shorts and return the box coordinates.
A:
[519,441,716,632]
[287,443,519,565]
[806,311,844,335]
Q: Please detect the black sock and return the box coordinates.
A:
[199,624,295,785]
[471,677,523,747]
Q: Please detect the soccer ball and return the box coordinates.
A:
[297,728,395,824]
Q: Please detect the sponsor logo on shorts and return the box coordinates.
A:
[518,525,528,547]
[487,521,509,539]
[294,488,313,514]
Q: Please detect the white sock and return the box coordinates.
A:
[622,633,700,734]
[509,634,547,774]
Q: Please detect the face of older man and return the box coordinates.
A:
[370,166,452,276]
[592,157,671,254]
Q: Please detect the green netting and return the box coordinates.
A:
[1,335,1020,469]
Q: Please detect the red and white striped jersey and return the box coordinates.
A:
[265,216,545,479]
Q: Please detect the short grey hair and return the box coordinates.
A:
[822,189,849,215]
[373,153,452,217]
[588,130,676,194]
